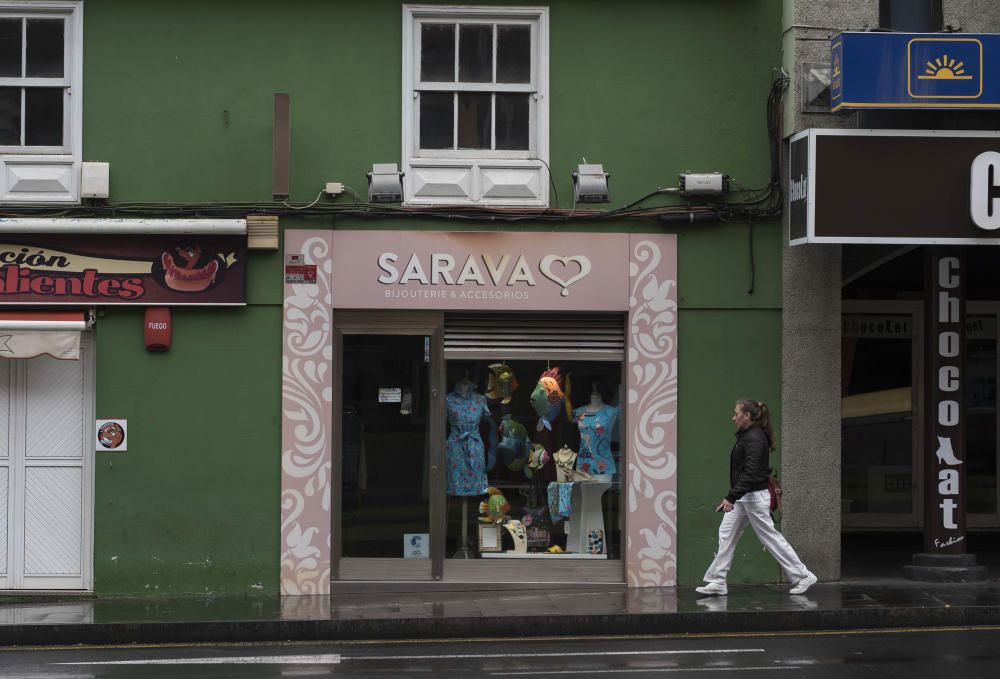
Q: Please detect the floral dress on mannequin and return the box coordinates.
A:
[446,381,491,495]
[573,404,620,476]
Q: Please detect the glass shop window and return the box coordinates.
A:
[444,359,622,560]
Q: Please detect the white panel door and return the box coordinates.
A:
[0,359,11,590]
[1,340,93,591]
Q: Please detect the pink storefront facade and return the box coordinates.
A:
[280,229,677,593]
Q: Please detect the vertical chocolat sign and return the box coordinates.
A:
[926,248,967,553]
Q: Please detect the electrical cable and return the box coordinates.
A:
[281,189,326,210]
[536,158,560,206]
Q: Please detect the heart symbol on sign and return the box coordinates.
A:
[539,255,592,297]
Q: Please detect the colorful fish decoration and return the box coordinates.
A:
[478,486,511,523]
[524,442,551,479]
[530,367,572,431]
[485,362,518,404]
[496,414,530,470]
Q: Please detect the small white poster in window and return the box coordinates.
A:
[96,419,127,451]
[378,388,402,403]
[404,533,429,558]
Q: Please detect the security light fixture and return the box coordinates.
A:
[572,163,610,203]
[367,163,404,203]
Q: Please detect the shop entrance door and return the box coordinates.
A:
[842,302,922,528]
[0,340,94,590]
[333,314,443,581]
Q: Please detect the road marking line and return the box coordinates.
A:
[492,667,801,676]
[13,624,1000,653]
[346,649,764,661]
[57,654,341,665]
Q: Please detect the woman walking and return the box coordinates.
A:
[695,400,817,596]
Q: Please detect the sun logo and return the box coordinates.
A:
[918,54,973,80]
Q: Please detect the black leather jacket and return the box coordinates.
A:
[726,423,770,503]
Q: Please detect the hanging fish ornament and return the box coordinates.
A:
[530,367,572,431]
[496,414,530,470]
[478,486,511,524]
[524,442,551,479]
[485,362,518,404]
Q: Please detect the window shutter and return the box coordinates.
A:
[443,313,625,361]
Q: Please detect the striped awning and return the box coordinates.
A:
[0,311,86,360]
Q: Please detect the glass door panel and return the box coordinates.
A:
[341,334,430,559]
[842,312,918,524]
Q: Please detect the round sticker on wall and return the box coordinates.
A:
[96,419,128,451]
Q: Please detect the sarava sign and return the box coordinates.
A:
[0,236,246,305]
[329,231,630,311]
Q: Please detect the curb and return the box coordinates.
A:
[2,606,1000,646]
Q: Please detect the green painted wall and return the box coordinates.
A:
[678,309,783,585]
[81,0,782,592]
[94,301,282,595]
[83,0,779,208]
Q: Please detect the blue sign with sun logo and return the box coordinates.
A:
[832,33,999,110]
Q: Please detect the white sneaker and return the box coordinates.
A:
[695,582,728,596]
[789,572,817,595]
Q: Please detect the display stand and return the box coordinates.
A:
[564,478,612,555]
[452,498,473,558]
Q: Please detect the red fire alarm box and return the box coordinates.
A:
[144,307,172,352]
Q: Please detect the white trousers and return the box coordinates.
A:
[702,489,811,585]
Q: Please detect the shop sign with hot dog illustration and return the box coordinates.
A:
[0,236,246,304]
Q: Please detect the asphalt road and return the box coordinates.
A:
[1,627,999,678]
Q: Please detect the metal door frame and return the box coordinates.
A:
[331,311,445,581]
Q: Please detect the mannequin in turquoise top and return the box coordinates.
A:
[572,383,619,476]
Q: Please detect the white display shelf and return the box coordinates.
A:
[480,552,608,560]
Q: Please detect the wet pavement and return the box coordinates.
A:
[5,628,1000,678]
[1,578,999,646]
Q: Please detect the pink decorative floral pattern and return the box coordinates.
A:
[625,236,678,587]
[281,231,334,595]
[279,231,677,592]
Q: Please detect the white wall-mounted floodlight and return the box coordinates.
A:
[572,163,610,203]
[367,163,404,202]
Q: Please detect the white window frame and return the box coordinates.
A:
[0,0,83,204]
[402,4,549,207]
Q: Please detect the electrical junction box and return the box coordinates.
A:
[679,172,726,196]
[81,161,110,198]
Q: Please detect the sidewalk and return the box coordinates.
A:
[1,578,999,646]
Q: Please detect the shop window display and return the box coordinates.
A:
[446,359,622,559]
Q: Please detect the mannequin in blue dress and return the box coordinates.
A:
[446,375,491,558]
[572,382,619,476]
[446,377,491,496]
